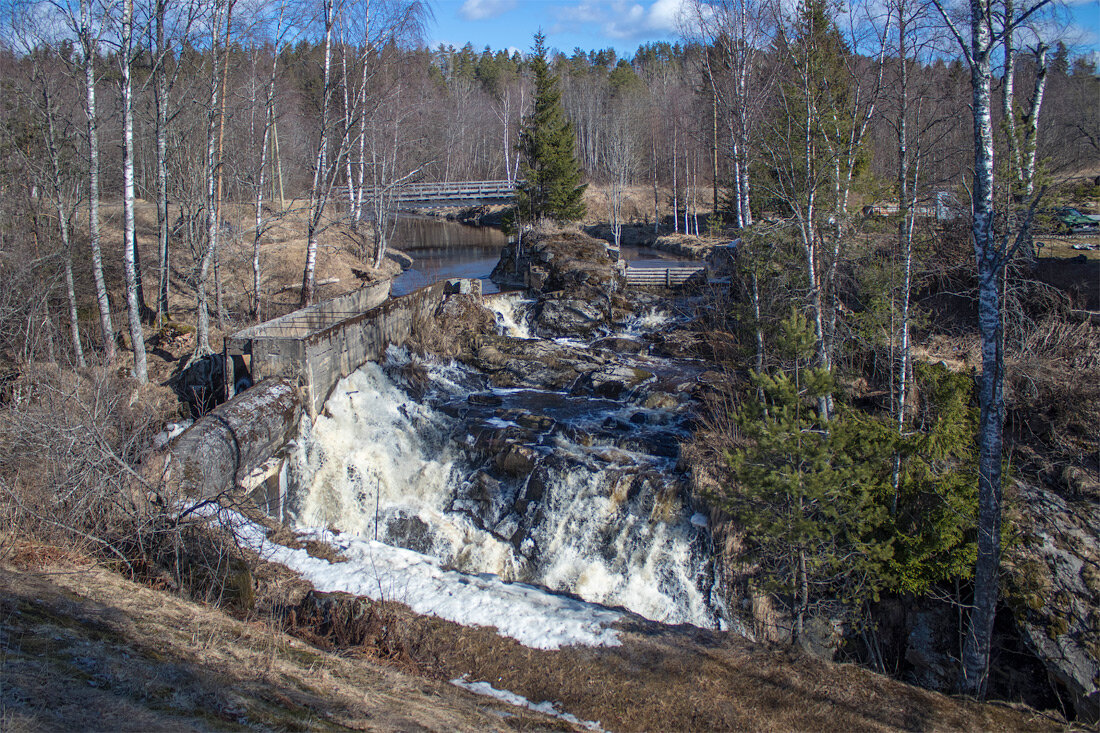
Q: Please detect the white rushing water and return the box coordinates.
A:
[288,353,723,631]
[486,293,535,339]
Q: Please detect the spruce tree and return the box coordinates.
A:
[715,310,893,640]
[515,32,586,224]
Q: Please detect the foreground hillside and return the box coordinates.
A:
[0,535,1060,732]
[0,543,572,732]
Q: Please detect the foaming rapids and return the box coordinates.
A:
[486,293,534,339]
[288,356,724,630]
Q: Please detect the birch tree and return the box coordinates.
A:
[78,0,116,361]
[930,0,1055,698]
[691,0,772,228]
[195,0,228,354]
[116,0,148,381]
[759,0,886,417]
[249,3,288,321]
[299,0,337,307]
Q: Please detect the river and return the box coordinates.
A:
[390,216,691,296]
[284,220,728,631]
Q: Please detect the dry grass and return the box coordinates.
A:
[278,578,1058,733]
[0,546,572,732]
[83,199,402,387]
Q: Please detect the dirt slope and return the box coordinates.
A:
[0,551,570,732]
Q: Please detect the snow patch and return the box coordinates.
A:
[228,512,623,650]
[451,677,604,731]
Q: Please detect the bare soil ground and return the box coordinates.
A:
[0,543,570,732]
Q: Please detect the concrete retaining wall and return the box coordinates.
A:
[227,279,479,417]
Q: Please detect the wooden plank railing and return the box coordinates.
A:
[360,180,518,205]
[624,265,705,287]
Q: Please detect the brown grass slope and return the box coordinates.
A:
[0,548,571,732]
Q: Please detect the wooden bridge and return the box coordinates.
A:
[371,180,517,209]
[624,265,705,287]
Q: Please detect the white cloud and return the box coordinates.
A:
[557,0,712,41]
[459,0,518,21]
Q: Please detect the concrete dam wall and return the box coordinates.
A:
[166,279,481,501]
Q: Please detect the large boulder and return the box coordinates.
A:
[491,230,624,294]
[532,288,611,338]
[1007,479,1100,724]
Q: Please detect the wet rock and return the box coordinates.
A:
[617,431,680,459]
[468,335,602,391]
[468,391,503,406]
[521,468,549,506]
[454,471,520,530]
[515,413,556,432]
[493,512,522,542]
[591,335,648,355]
[494,444,539,477]
[644,392,679,410]
[629,411,648,425]
[579,363,655,399]
[595,448,636,466]
[534,293,610,339]
[468,423,534,455]
[386,513,434,555]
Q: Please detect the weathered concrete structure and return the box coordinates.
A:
[163,378,303,501]
[226,280,479,416]
[163,279,481,501]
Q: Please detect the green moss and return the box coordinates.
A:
[1048,615,1070,639]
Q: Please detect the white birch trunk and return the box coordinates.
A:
[154,0,170,322]
[120,0,148,381]
[81,0,115,361]
[959,8,1002,698]
[253,30,280,322]
[301,0,335,306]
[42,79,86,367]
[196,0,225,354]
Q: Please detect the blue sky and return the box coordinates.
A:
[427,0,698,57]
[425,0,1100,60]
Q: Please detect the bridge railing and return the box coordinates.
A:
[358,180,519,204]
[624,265,704,287]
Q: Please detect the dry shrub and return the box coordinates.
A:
[0,365,259,611]
[284,590,428,674]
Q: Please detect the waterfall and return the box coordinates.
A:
[288,354,725,630]
[486,293,534,339]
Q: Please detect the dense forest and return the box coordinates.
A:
[1,0,1096,376]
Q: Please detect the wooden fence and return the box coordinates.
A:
[624,265,705,287]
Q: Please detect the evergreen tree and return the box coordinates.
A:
[515,32,586,224]
[715,310,893,640]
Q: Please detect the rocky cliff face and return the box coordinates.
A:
[1007,479,1100,725]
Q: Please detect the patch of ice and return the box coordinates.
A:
[451,677,604,731]
[227,512,623,650]
[690,512,708,528]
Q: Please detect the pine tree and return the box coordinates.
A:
[515,32,586,224]
[715,310,893,641]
